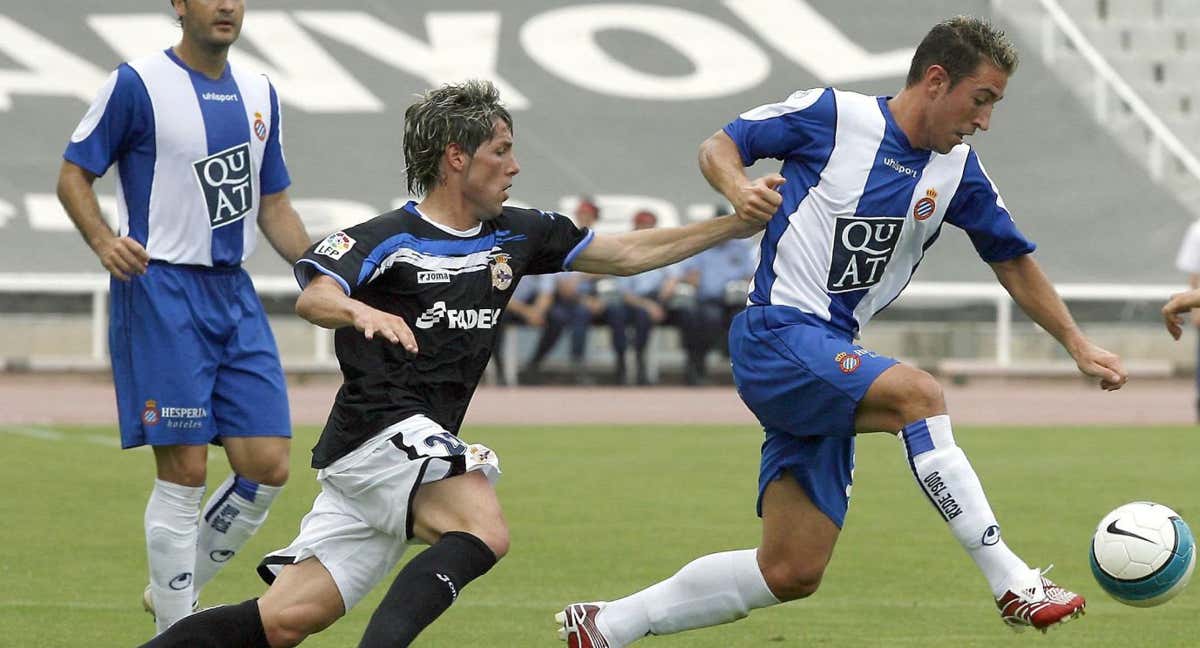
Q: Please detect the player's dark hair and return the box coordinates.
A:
[905,16,1018,88]
[403,80,514,197]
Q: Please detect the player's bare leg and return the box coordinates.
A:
[144,444,209,632]
[557,478,820,646]
[356,470,506,647]
[191,436,290,600]
[857,364,1084,631]
[257,558,346,646]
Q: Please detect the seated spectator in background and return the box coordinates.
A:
[672,209,758,384]
[521,197,607,384]
[492,276,549,385]
[613,209,675,385]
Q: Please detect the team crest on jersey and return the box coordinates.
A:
[193,142,253,229]
[489,253,513,290]
[834,352,861,374]
[315,231,356,260]
[913,188,937,221]
[142,400,160,426]
[253,112,267,142]
[827,215,904,293]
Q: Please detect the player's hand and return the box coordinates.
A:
[96,236,149,281]
[1162,289,1200,340]
[1072,342,1127,391]
[731,173,786,226]
[353,307,418,354]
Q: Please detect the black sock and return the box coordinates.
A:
[357,531,498,648]
[139,598,269,648]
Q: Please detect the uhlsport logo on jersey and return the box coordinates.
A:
[414,301,502,330]
[827,215,904,293]
[913,188,938,221]
[193,142,253,230]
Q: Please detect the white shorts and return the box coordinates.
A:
[257,415,501,610]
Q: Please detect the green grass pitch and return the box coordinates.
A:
[1,423,1196,646]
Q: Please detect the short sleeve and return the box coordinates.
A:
[722,88,836,166]
[523,209,594,275]
[1175,220,1200,274]
[63,65,150,177]
[259,81,291,195]
[944,150,1036,263]
[294,217,390,295]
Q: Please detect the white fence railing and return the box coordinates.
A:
[0,273,1181,371]
[995,0,1200,184]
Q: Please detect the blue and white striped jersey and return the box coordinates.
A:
[64,49,290,267]
[725,87,1034,337]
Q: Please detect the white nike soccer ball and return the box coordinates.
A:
[1089,501,1195,607]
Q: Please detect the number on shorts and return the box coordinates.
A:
[423,432,467,456]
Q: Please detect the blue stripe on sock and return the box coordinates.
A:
[232,475,260,502]
[902,419,934,458]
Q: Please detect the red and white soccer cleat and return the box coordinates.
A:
[995,567,1086,633]
[556,602,621,648]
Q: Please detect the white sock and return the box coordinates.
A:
[597,549,779,645]
[900,415,1028,596]
[193,474,283,596]
[145,478,205,633]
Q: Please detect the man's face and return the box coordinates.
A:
[177,0,245,50]
[463,119,520,221]
[925,62,1008,154]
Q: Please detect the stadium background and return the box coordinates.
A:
[1,1,1198,646]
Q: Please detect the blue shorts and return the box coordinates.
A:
[730,306,897,527]
[109,263,291,449]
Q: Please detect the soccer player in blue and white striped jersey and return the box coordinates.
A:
[57,0,310,638]
[560,17,1128,645]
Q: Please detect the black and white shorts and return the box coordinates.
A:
[257,415,500,610]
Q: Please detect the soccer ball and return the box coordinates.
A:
[1089,501,1195,607]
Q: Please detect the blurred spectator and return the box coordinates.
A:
[1175,219,1200,420]
[492,276,549,385]
[612,209,674,385]
[520,197,614,384]
[672,210,758,384]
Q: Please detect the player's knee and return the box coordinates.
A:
[760,561,825,601]
[256,462,289,488]
[897,370,945,422]
[471,526,510,560]
[262,602,340,648]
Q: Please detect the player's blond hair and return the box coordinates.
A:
[906,16,1019,88]
[403,80,514,197]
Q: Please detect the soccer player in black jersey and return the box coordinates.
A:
[140,80,775,647]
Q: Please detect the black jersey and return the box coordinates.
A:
[295,201,593,467]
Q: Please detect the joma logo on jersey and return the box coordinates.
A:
[827,215,904,293]
[418,271,452,284]
[193,142,253,229]
[414,301,502,330]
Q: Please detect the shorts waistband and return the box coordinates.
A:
[149,259,243,274]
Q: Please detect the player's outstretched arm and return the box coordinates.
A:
[1161,288,1200,340]
[259,190,312,264]
[296,275,418,353]
[56,160,149,281]
[571,214,764,277]
[698,130,786,223]
[990,254,1127,391]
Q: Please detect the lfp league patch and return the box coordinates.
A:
[315,231,356,260]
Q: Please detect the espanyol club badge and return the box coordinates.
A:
[142,400,160,426]
[490,253,513,290]
[253,112,267,141]
[834,351,860,374]
[913,188,937,221]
